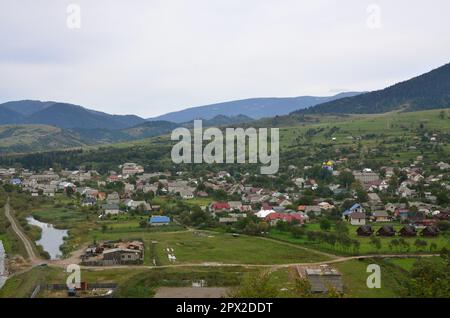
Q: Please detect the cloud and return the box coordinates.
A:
[0,0,449,117]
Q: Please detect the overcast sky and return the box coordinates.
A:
[0,0,449,118]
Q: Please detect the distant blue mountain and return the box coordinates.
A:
[148,92,362,123]
[0,100,146,130]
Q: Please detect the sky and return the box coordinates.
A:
[0,0,449,118]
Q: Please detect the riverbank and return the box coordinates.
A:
[0,240,7,290]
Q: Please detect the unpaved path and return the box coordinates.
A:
[43,253,438,271]
[4,198,40,263]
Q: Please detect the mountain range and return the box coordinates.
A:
[0,61,449,154]
[148,92,362,123]
[0,101,147,129]
[294,62,450,115]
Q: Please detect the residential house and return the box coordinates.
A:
[228,201,243,211]
[305,205,322,217]
[82,197,97,207]
[126,200,151,212]
[342,203,365,218]
[10,178,22,186]
[353,171,379,184]
[121,163,144,176]
[107,192,120,205]
[318,202,334,211]
[219,217,238,224]
[103,204,120,215]
[124,183,135,193]
[436,162,450,170]
[178,188,195,199]
[367,193,381,204]
[211,202,231,214]
[350,212,366,226]
[149,215,170,226]
[395,208,411,221]
[143,183,159,194]
[256,209,275,218]
[372,211,390,222]
[265,213,304,226]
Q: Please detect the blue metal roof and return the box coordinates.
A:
[343,203,362,216]
[149,216,170,223]
[10,178,22,185]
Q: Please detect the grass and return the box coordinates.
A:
[0,266,63,298]
[88,230,330,265]
[184,197,214,207]
[334,259,408,298]
[278,109,450,163]
[0,202,27,258]
[385,256,444,272]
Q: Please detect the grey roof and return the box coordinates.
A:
[306,272,344,293]
[103,204,119,210]
[373,211,388,217]
[350,212,366,219]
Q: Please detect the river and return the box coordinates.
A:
[26,216,68,260]
[0,240,6,290]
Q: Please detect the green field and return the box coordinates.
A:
[88,230,330,266]
[334,259,407,298]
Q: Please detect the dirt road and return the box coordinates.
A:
[4,198,39,263]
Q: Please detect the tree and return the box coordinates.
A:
[228,271,279,298]
[403,258,449,297]
[352,240,360,253]
[139,219,148,228]
[294,278,312,297]
[370,236,382,252]
[429,243,438,252]
[66,186,74,197]
[338,171,355,189]
[334,221,349,235]
[390,238,400,252]
[327,285,344,298]
[414,239,427,251]
[291,226,305,239]
[320,217,332,231]
[398,238,410,252]
[437,221,450,233]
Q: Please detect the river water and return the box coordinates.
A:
[0,240,6,290]
[26,216,68,260]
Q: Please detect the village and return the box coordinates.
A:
[1,157,449,244]
[0,157,449,298]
